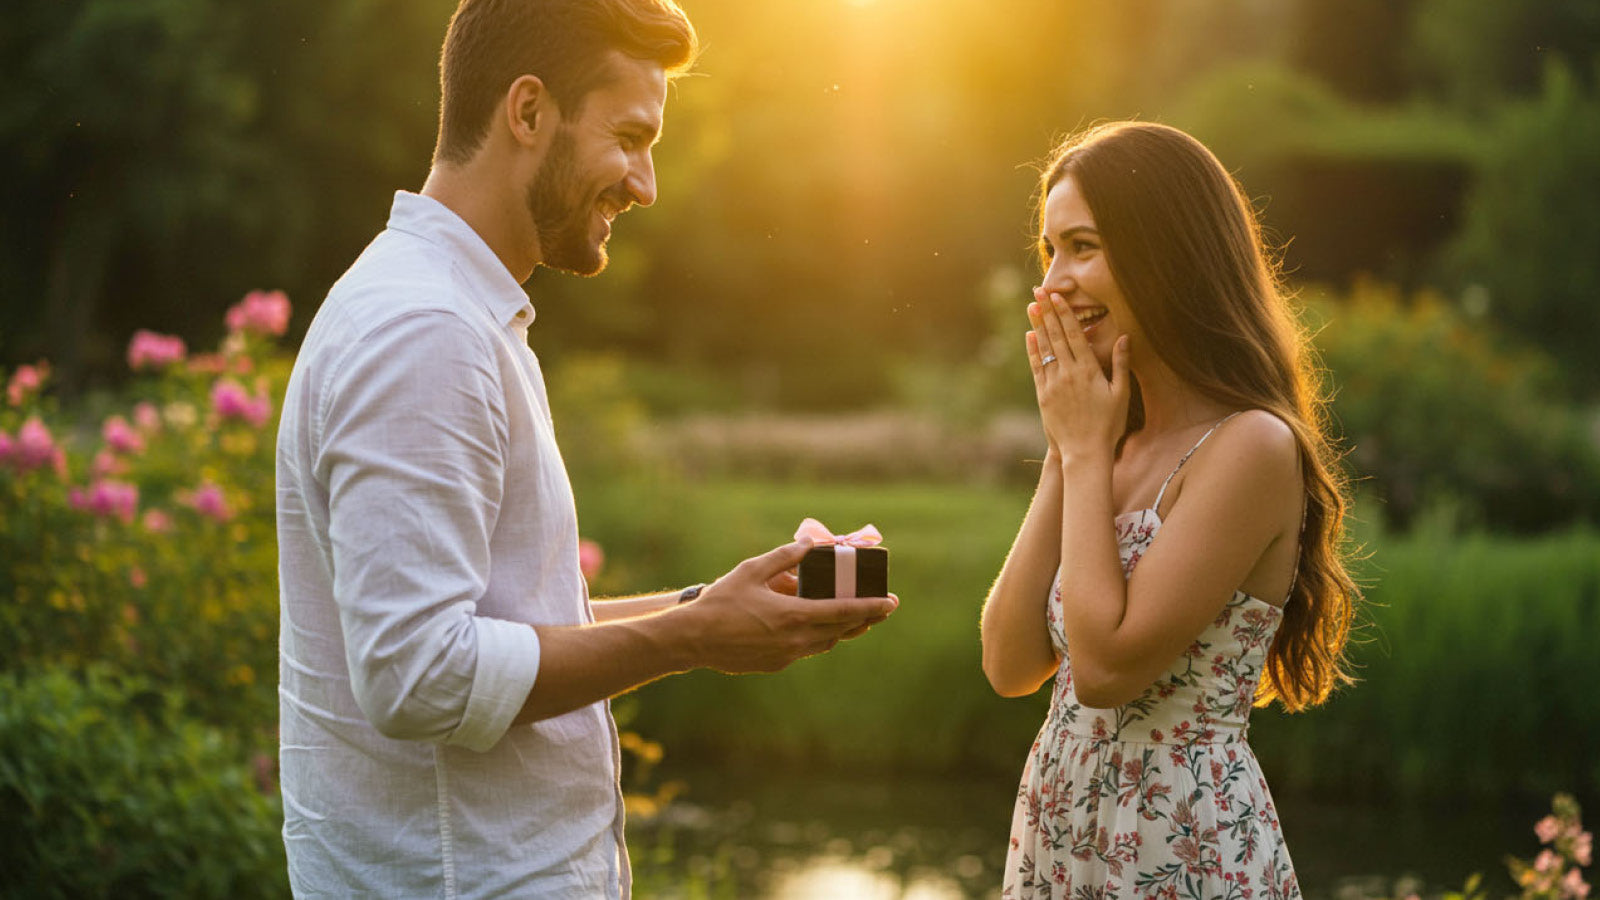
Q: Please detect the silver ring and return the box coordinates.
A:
[1041,354,1057,365]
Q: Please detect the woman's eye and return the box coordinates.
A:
[1073,239,1097,255]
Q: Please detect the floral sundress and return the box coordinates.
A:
[1003,415,1302,899]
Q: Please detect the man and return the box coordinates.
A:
[274,1,897,896]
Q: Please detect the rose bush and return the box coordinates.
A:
[1,290,291,738]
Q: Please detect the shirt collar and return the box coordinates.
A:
[385,191,537,329]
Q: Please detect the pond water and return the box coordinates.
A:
[628,765,1549,899]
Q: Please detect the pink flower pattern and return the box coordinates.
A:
[1004,508,1301,899]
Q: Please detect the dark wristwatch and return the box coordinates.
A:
[677,583,707,605]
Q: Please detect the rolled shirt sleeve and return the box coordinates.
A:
[317,310,539,750]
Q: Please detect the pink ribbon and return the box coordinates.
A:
[795,518,882,598]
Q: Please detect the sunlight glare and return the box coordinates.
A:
[769,858,964,900]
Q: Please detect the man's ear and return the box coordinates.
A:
[505,74,554,147]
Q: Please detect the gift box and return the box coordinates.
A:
[793,518,890,599]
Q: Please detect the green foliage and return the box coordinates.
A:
[1438,58,1600,391]
[0,665,287,899]
[1408,0,1600,111]
[0,0,453,376]
[1,317,288,736]
[1251,527,1600,804]
[1309,281,1600,532]
[1347,795,1592,899]
[1,296,291,894]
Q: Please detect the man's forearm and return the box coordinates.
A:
[511,609,698,725]
[589,590,681,623]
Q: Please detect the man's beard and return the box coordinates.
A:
[526,128,624,277]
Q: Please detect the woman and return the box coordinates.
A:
[981,121,1359,898]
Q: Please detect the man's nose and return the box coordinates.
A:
[626,152,657,208]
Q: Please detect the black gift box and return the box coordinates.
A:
[797,545,889,599]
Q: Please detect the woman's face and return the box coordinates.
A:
[1038,174,1135,371]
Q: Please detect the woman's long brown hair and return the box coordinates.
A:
[1040,121,1360,711]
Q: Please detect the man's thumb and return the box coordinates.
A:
[749,538,813,579]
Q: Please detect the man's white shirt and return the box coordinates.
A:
[276,191,628,898]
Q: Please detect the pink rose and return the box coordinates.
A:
[91,449,127,479]
[69,480,139,524]
[211,378,273,428]
[579,539,605,580]
[6,363,46,406]
[1564,868,1591,900]
[185,481,232,522]
[127,330,187,371]
[225,290,291,337]
[129,567,148,589]
[11,417,66,475]
[1538,815,1563,844]
[188,353,227,375]
[142,508,174,534]
[102,415,145,455]
[133,401,162,433]
[1576,830,1593,867]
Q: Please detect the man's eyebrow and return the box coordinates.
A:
[618,116,663,141]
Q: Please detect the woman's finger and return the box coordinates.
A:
[1049,292,1095,372]
[1110,334,1131,400]
[1027,302,1056,366]
[1037,292,1075,364]
[1025,330,1045,389]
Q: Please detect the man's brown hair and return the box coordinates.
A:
[435,0,698,165]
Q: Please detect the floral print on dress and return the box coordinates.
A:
[1005,508,1301,899]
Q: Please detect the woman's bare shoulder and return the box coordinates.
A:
[1195,409,1302,495]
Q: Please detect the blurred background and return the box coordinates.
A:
[3,0,1599,897]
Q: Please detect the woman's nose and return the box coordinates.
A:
[1040,275,1077,297]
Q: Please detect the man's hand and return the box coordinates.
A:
[679,540,897,674]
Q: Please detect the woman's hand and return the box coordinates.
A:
[1026,287,1131,462]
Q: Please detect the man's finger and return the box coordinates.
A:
[802,595,897,624]
[742,539,814,581]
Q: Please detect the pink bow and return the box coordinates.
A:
[795,517,883,547]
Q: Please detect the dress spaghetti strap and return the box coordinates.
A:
[1151,411,1244,515]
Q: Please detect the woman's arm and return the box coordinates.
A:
[979,453,1066,697]
[1060,412,1300,708]
[1029,292,1299,709]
